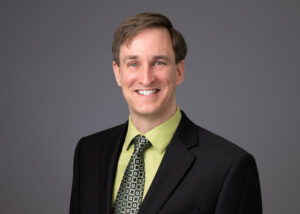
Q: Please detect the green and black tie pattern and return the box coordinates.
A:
[112,135,151,214]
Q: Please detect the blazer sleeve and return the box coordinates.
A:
[215,153,263,214]
[69,139,82,214]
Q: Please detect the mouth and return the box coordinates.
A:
[136,89,160,96]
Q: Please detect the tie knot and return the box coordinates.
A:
[133,135,151,154]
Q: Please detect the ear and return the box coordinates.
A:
[176,60,185,86]
[112,61,122,87]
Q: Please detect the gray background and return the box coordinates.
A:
[1,0,299,213]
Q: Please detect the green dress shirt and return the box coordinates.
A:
[112,107,182,202]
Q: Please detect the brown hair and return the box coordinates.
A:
[112,12,187,66]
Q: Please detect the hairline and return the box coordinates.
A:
[118,26,175,65]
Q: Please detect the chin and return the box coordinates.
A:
[131,105,162,117]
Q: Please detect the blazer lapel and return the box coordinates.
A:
[98,122,128,214]
[138,112,199,214]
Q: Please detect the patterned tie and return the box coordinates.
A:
[112,135,151,214]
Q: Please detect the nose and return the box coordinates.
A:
[138,64,154,86]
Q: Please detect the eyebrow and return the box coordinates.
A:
[123,55,139,63]
[122,55,170,64]
[153,55,170,61]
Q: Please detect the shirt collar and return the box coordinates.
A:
[123,107,182,154]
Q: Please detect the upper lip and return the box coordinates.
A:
[135,89,159,91]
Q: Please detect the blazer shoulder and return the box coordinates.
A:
[76,122,128,150]
[194,124,252,162]
[180,111,249,159]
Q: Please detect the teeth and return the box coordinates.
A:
[137,90,157,95]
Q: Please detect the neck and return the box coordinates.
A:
[130,106,177,134]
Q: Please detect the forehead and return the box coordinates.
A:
[119,27,174,59]
[123,27,171,45]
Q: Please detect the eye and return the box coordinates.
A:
[154,61,166,66]
[128,62,138,67]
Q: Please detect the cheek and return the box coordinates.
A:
[156,70,176,86]
[121,71,136,87]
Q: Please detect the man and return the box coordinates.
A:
[70,13,262,214]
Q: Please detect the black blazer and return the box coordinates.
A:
[70,111,262,214]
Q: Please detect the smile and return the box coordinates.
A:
[136,89,159,96]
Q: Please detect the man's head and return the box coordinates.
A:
[112,12,187,66]
[112,13,187,125]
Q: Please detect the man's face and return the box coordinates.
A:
[113,27,184,120]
